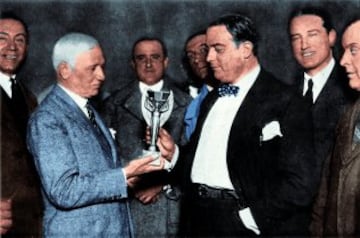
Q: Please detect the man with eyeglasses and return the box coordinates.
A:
[100,36,191,237]
[183,30,218,140]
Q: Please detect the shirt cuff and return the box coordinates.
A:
[163,144,179,172]
[238,207,260,235]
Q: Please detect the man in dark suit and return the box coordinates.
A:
[100,37,191,237]
[288,6,357,198]
[173,14,316,236]
[0,11,43,237]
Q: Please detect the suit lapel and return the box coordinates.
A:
[346,100,360,164]
[123,85,143,121]
[53,86,118,165]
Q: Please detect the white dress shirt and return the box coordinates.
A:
[303,58,335,103]
[191,65,260,189]
[0,71,16,98]
[190,65,261,235]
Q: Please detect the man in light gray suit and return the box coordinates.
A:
[26,32,175,237]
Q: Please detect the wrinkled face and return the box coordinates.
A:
[340,21,360,91]
[186,34,208,79]
[132,40,168,85]
[290,15,335,76]
[0,19,27,76]
[66,45,105,98]
[206,25,245,84]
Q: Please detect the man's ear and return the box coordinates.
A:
[163,57,169,68]
[58,62,72,79]
[241,41,254,59]
[328,29,337,47]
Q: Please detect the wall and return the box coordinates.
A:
[1,0,358,98]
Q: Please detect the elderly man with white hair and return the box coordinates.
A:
[27,32,176,237]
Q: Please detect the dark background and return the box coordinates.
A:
[1,0,359,99]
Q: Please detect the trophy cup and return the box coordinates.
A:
[142,89,173,165]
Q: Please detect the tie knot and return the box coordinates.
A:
[217,84,239,97]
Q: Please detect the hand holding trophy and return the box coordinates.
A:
[142,89,173,165]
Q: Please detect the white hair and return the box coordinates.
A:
[52,32,99,70]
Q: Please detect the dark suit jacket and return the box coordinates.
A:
[294,63,357,192]
[310,97,360,237]
[100,78,191,237]
[1,80,43,237]
[176,69,316,235]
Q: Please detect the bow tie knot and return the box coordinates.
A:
[218,84,239,97]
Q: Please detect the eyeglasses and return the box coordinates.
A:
[186,46,208,62]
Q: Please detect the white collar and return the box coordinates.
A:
[303,58,335,101]
[139,80,164,95]
[0,71,16,97]
[58,84,88,112]
[232,64,260,96]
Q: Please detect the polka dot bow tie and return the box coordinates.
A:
[217,84,239,97]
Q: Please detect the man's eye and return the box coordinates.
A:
[350,47,358,55]
[15,37,26,44]
[151,55,161,60]
[215,46,225,53]
[135,56,145,61]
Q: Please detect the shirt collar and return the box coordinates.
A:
[303,58,335,100]
[304,58,335,89]
[232,64,260,95]
[0,71,16,97]
[58,83,88,109]
[139,79,164,95]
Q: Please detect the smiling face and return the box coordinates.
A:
[340,20,360,91]
[0,18,27,76]
[290,14,336,76]
[132,40,168,86]
[61,45,105,98]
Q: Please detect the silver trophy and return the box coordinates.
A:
[142,89,172,165]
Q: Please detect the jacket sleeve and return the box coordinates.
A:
[27,110,128,209]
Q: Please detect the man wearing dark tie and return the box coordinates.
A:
[288,6,357,193]
[0,11,43,237]
[174,14,315,236]
[26,32,175,237]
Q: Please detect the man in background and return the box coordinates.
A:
[310,17,360,237]
[288,6,357,191]
[0,11,43,237]
[183,30,218,140]
[100,37,191,237]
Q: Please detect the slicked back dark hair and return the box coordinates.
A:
[208,14,259,56]
[131,36,168,61]
[288,6,334,34]
[0,11,29,43]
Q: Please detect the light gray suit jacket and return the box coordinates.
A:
[27,85,133,237]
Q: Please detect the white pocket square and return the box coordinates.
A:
[109,128,117,139]
[261,121,283,142]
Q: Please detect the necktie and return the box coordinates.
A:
[304,79,313,103]
[10,77,29,133]
[86,101,97,129]
[217,84,239,97]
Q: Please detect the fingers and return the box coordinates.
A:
[0,200,12,235]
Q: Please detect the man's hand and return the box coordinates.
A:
[146,127,175,162]
[0,199,12,235]
[124,155,165,179]
[134,185,162,204]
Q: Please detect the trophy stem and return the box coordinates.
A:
[149,110,161,151]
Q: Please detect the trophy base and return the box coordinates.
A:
[142,150,161,166]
